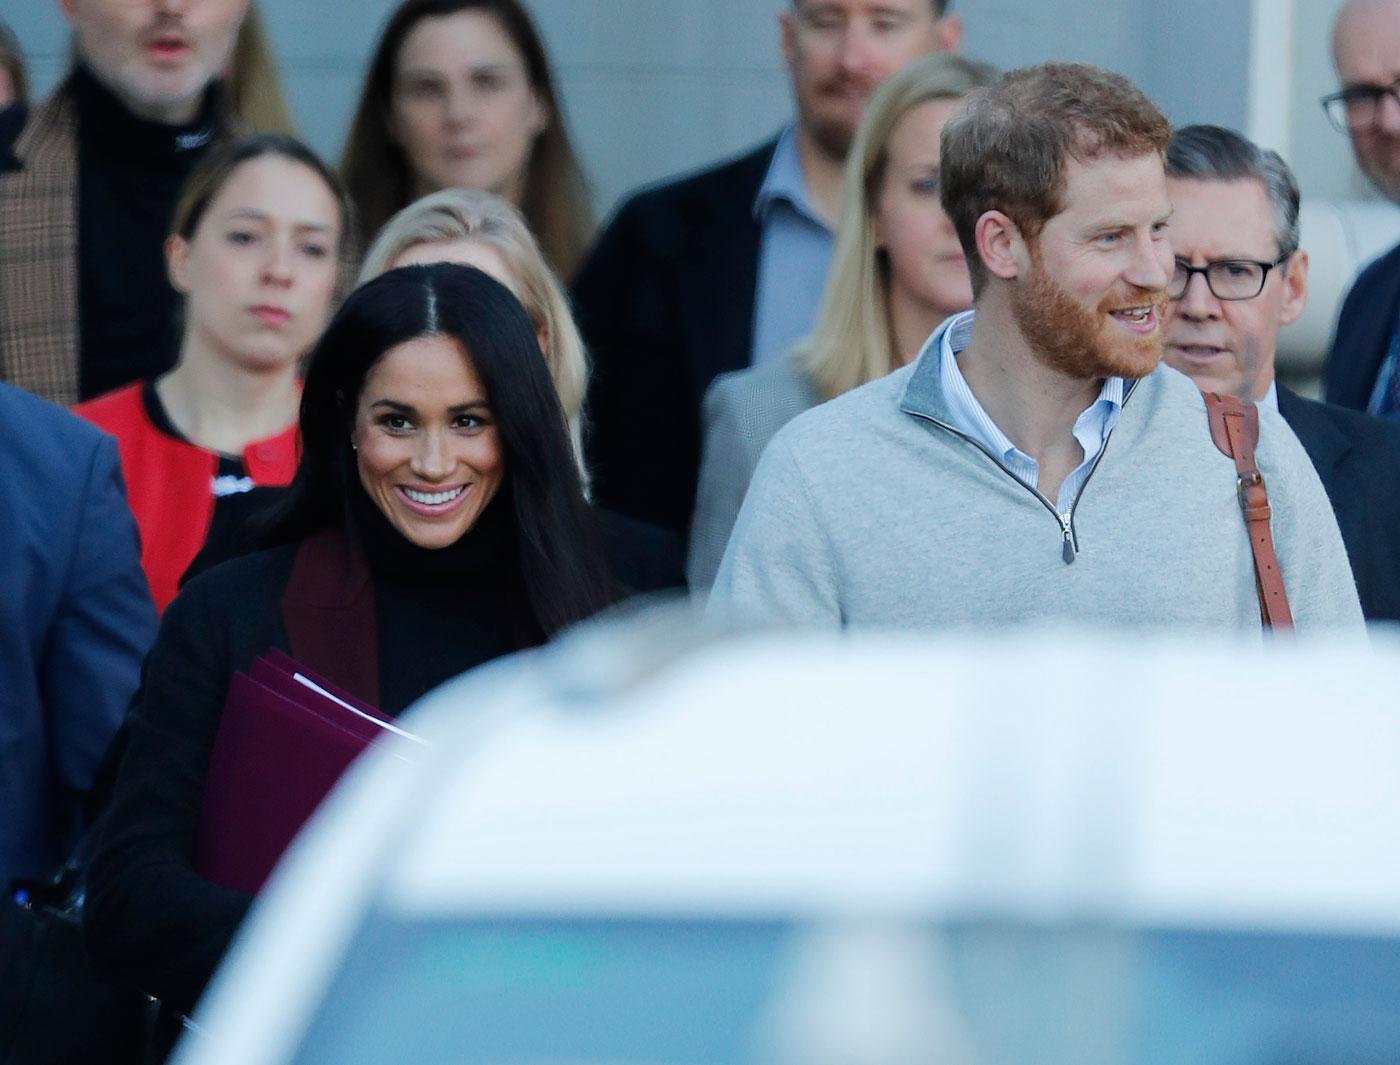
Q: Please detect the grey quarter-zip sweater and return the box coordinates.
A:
[709,329,1364,634]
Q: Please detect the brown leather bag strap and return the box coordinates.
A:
[1204,392,1294,630]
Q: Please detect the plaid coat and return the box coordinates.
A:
[0,82,81,405]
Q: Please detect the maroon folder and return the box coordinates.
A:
[195,654,413,894]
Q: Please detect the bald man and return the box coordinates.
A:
[1324,0,1400,411]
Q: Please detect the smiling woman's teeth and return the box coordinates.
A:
[403,486,464,505]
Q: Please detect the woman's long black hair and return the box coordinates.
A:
[265,263,615,636]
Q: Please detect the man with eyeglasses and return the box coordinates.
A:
[1163,124,1400,621]
[1321,0,1400,412]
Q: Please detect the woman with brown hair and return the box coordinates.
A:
[341,0,592,280]
[75,132,349,612]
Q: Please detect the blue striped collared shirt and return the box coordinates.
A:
[936,310,1126,515]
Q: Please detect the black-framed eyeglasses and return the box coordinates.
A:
[1168,253,1293,302]
[1321,79,1400,133]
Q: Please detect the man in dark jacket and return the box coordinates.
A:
[1321,0,1400,412]
[0,0,254,405]
[0,382,155,888]
[572,0,961,537]
[1163,124,1400,621]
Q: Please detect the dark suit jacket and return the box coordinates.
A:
[572,138,778,538]
[597,507,686,593]
[0,382,155,885]
[1325,240,1400,410]
[1278,384,1400,621]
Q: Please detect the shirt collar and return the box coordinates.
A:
[753,124,827,229]
[902,309,1128,429]
[1259,380,1279,411]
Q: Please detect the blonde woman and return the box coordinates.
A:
[360,188,684,592]
[687,53,998,591]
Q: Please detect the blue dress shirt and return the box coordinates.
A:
[750,125,835,367]
[935,310,1126,516]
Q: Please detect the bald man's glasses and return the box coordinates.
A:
[1322,79,1400,133]
[1168,254,1292,302]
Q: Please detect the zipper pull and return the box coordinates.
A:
[1060,514,1076,564]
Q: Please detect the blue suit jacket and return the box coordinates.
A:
[1326,241,1400,410]
[1278,384,1400,622]
[0,382,155,883]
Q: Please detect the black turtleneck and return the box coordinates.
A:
[73,65,219,400]
[347,482,539,715]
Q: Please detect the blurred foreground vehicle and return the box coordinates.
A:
[175,616,1400,1065]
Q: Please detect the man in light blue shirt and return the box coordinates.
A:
[752,1,963,366]
[711,64,1363,633]
[574,0,961,536]
[750,126,835,366]
[936,309,1124,556]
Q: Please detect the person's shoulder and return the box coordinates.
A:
[1123,364,1220,439]
[181,542,299,594]
[705,357,818,423]
[167,542,300,622]
[767,363,913,458]
[1344,239,1400,302]
[611,136,779,223]
[1283,387,1400,464]
[593,507,685,593]
[578,135,779,284]
[1136,361,1208,410]
[0,381,109,460]
[72,381,146,434]
[0,84,75,175]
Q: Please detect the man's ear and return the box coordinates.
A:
[974,210,1025,282]
[1278,248,1309,327]
[166,234,192,294]
[934,13,964,52]
[779,9,797,71]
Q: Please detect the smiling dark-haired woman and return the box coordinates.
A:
[85,263,616,1017]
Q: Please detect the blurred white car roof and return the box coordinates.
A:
[174,614,1400,1065]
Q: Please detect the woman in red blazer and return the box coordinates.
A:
[76,133,348,611]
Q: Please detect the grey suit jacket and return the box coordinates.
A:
[687,356,821,589]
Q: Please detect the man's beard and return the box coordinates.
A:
[1011,256,1167,381]
[805,111,857,161]
[797,77,876,162]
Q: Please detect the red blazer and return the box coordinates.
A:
[75,383,299,612]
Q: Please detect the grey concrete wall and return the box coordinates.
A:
[1288,0,1379,202]
[3,0,1370,217]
